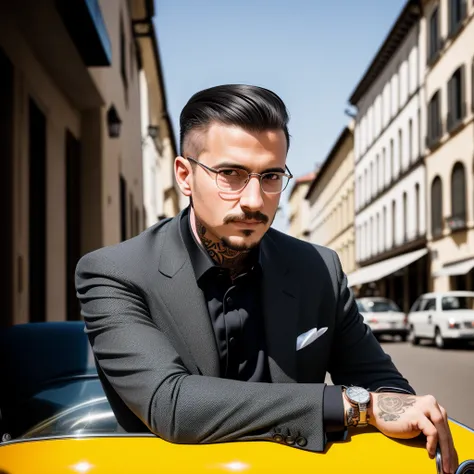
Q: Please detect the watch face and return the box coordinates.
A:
[346,386,370,404]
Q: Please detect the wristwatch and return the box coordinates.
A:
[343,386,371,428]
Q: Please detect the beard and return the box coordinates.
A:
[220,235,260,252]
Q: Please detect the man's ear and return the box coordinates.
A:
[175,156,192,197]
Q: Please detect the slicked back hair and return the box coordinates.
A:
[179,84,290,157]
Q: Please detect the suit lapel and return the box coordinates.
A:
[261,233,299,383]
[158,212,220,377]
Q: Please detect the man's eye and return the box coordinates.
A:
[263,173,281,181]
[220,169,241,177]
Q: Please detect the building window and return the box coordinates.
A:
[358,176,362,210]
[431,176,443,238]
[364,222,368,260]
[120,14,128,106]
[427,90,442,147]
[408,119,413,163]
[364,168,368,204]
[374,155,379,195]
[403,192,408,242]
[447,65,466,131]
[382,147,386,188]
[450,162,467,229]
[376,212,380,255]
[428,7,441,64]
[370,217,374,257]
[448,0,466,38]
[415,183,420,237]
[472,57,474,114]
[398,128,403,173]
[370,162,374,198]
[392,200,396,247]
[383,206,387,251]
[390,138,394,182]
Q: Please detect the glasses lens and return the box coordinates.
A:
[261,173,289,194]
[217,169,249,192]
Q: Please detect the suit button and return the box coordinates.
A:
[273,434,284,442]
[296,436,307,447]
[285,436,295,445]
[226,297,233,307]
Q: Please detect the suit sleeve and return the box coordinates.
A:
[327,251,415,395]
[76,251,328,452]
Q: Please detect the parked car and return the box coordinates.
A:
[408,291,474,349]
[356,297,409,341]
[1,322,473,474]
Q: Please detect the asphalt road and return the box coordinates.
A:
[380,339,474,429]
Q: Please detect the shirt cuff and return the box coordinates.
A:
[323,385,345,433]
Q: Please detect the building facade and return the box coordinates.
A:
[135,6,180,228]
[0,0,174,327]
[287,171,316,241]
[306,126,357,275]
[347,1,429,312]
[423,0,474,292]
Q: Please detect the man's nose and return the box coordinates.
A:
[239,175,264,210]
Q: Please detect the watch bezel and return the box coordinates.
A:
[345,386,371,405]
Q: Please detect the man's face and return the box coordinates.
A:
[182,123,287,251]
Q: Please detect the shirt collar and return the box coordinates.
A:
[179,207,262,282]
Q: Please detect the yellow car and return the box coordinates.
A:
[1,322,473,474]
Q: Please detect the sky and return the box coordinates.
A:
[153,0,406,230]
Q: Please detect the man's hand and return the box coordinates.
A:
[368,392,458,474]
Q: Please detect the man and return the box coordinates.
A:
[76,84,457,473]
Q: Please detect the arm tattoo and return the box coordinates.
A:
[377,394,416,422]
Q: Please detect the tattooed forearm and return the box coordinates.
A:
[377,394,416,422]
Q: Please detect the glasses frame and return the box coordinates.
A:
[186,157,294,195]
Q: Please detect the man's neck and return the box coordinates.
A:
[190,208,251,277]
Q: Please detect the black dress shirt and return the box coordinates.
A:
[179,211,345,433]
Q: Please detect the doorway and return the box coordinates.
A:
[66,130,82,320]
[28,98,47,323]
[0,48,14,327]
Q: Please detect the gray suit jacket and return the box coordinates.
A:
[75,208,413,452]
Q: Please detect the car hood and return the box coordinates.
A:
[1,420,473,474]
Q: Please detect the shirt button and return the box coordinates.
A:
[296,436,307,447]
[229,337,235,346]
[226,297,233,307]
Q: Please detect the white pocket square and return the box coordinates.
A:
[296,327,328,351]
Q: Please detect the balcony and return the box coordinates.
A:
[56,0,112,67]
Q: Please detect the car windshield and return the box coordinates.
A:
[357,299,401,313]
[441,295,474,311]
[12,377,121,440]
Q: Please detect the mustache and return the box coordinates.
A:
[223,211,269,225]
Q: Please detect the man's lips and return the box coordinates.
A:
[232,220,264,225]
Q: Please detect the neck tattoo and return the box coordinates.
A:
[196,219,251,277]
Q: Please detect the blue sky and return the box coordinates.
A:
[154,0,405,230]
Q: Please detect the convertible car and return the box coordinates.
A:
[0,322,473,474]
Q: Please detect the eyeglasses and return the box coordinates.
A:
[186,157,293,195]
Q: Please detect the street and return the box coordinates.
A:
[380,339,474,429]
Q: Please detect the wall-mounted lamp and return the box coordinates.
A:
[107,105,122,138]
[147,125,159,139]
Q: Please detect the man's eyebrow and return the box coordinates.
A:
[214,161,285,173]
